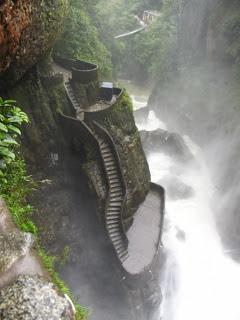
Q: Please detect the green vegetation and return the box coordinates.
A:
[118,90,134,113]
[93,0,177,81]
[0,157,37,234]
[54,0,112,79]
[0,98,29,184]
[0,97,88,320]
[54,0,177,82]
[38,249,89,320]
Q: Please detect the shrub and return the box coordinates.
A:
[0,97,29,184]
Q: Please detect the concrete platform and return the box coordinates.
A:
[123,186,163,274]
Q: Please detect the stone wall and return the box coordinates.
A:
[0,198,74,319]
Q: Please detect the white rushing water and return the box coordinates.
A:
[135,108,240,320]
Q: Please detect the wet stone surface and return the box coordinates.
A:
[0,231,34,273]
[0,275,74,320]
[123,188,162,274]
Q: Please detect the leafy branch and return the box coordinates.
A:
[0,97,29,183]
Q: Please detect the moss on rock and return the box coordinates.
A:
[0,0,68,88]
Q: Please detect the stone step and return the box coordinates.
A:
[106,215,120,220]
[108,231,120,238]
[101,147,111,153]
[110,187,122,192]
[106,216,120,226]
[105,159,115,165]
[106,208,120,213]
[106,213,120,218]
[109,181,121,188]
[108,226,120,232]
[109,185,120,191]
[109,196,122,202]
[102,153,112,159]
[113,239,125,249]
[101,149,111,155]
[110,191,123,197]
[106,217,120,222]
[108,202,121,208]
[106,209,120,215]
[110,234,122,241]
[106,222,119,228]
[108,170,118,176]
[119,252,129,262]
[108,176,119,182]
[108,168,117,173]
[107,169,118,175]
[105,164,117,170]
[109,177,119,182]
[110,180,121,185]
[103,156,114,162]
[100,142,108,148]
[109,201,122,207]
[114,242,126,252]
[107,209,121,215]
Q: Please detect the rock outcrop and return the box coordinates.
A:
[0,198,74,319]
[140,128,194,162]
[0,0,68,87]
[0,275,74,320]
[0,231,34,273]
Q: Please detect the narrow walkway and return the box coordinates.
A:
[123,187,162,274]
[65,81,84,121]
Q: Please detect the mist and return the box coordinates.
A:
[132,0,240,319]
[65,0,240,318]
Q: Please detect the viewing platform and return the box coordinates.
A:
[52,54,123,117]
[123,183,164,275]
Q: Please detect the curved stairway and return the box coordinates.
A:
[98,137,129,263]
[65,81,84,120]
[63,83,129,263]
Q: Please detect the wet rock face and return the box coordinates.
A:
[0,275,74,320]
[140,129,194,162]
[0,0,68,87]
[86,95,151,222]
[0,199,72,317]
[0,0,30,72]
[0,231,34,273]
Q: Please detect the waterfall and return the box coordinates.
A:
[135,109,240,320]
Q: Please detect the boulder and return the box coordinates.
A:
[140,129,194,162]
[0,0,68,88]
[0,275,74,320]
[0,231,34,274]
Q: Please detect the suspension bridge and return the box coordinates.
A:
[114,10,160,39]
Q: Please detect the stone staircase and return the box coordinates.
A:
[98,137,129,263]
[65,82,84,120]
[64,83,129,263]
